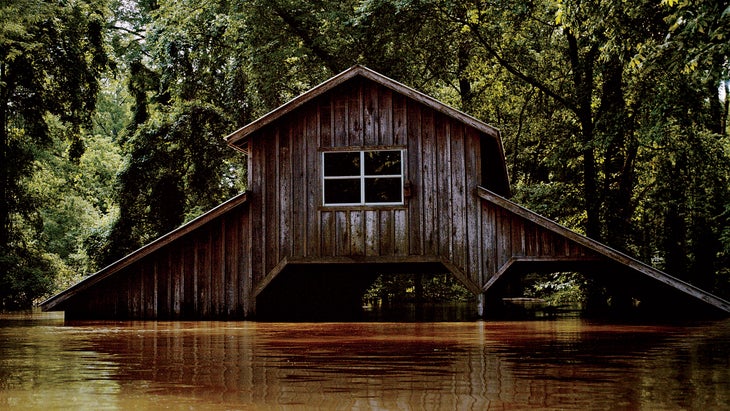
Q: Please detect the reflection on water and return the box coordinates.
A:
[1,312,729,410]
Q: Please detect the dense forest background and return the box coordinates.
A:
[1,0,729,309]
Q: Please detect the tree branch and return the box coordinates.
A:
[109,24,146,40]
[269,3,343,74]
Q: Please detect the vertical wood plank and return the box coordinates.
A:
[569,240,583,257]
[460,125,488,284]
[151,260,158,318]
[523,222,537,256]
[498,209,512,269]
[112,275,123,317]
[158,250,170,318]
[407,100,423,255]
[242,203,253,317]
[197,229,211,319]
[562,237,571,256]
[130,263,141,319]
[225,212,238,316]
[379,209,394,256]
[272,125,290,264]
[279,124,292,260]
[170,247,181,318]
[481,202,496,282]
[421,107,438,255]
[393,93,407,146]
[319,95,332,148]
[183,238,195,317]
[333,88,348,147]
[348,78,363,146]
[320,210,335,256]
[364,81,378,146]
[465,128,482,284]
[306,105,320,257]
[125,266,132,318]
[365,210,379,256]
[450,122,468,273]
[250,139,264,286]
[394,209,408,255]
[350,210,365,256]
[378,86,393,146]
[264,128,279,273]
[436,115,451,258]
[142,257,157,319]
[155,257,165,318]
[511,216,526,257]
[540,229,554,257]
[211,218,224,317]
[291,112,305,258]
[335,211,350,256]
[144,262,154,318]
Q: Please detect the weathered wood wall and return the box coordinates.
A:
[246,77,495,291]
[62,202,251,319]
[479,199,596,284]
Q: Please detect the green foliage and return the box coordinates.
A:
[524,272,588,306]
[363,273,473,304]
[1,0,111,308]
[1,0,728,307]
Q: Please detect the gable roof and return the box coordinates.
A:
[225,65,502,149]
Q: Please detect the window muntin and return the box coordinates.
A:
[323,150,403,206]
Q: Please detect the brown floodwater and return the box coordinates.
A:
[1,311,729,410]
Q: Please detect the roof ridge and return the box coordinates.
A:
[224,65,501,148]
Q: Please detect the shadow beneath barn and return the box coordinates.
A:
[255,263,478,322]
[483,262,727,321]
[256,265,378,321]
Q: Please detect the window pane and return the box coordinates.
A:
[324,179,361,204]
[324,152,360,176]
[365,177,402,203]
[364,151,401,175]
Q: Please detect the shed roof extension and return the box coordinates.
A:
[41,192,250,312]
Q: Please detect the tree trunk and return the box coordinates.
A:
[567,33,601,240]
[597,57,637,249]
[722,82,729,137]
[457,38,473,112]
[0,61,9,250]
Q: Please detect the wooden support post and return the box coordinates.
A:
[477,293,486,318]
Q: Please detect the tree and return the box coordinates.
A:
[0,0,109,308]
[96,0,249,265]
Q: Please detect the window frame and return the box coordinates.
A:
[322,149,405,207]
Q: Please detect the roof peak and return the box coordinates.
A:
[225,65,500,148]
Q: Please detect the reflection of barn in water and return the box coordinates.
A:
[42,66,730,319]
[65,321,728,409]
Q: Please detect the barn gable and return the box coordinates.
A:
[41,66,730,319]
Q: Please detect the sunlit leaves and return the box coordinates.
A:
[1,0,111,307]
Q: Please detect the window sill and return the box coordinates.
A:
[319,204,407,212]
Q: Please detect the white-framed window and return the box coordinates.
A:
[322,149,404,206]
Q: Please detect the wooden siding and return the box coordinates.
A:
[476,187,730,313]
[60,201,251,320]
[246,77,493,290]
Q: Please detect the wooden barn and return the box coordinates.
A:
[41,66,730,319]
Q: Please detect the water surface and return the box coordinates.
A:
[1,312,729,410]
